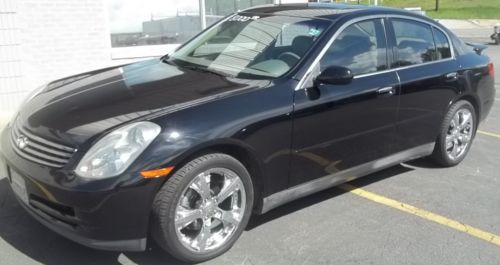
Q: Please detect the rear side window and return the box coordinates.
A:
[392,19,436,66]
[432,27,452,59]
[320,19,388,75]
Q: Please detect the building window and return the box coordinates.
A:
[108,0,273,48]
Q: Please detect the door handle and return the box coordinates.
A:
[376,86,395,95]
[445,72,458,81]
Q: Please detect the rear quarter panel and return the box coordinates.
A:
[456,51,495,122]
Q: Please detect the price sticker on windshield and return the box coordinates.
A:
[308,28,322,37]
[229,15,260,22]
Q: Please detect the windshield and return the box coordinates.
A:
[167,14,331,79]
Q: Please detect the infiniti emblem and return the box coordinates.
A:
[16,135,29,150]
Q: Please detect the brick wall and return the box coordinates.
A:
[20,0,112,97]
[0,0,113,114]
[0,0,23,113]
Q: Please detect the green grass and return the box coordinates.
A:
[343,0,500,19]
[426,6,500,19]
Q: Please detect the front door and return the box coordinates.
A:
[290,18,400,186]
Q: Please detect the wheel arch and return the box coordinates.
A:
[455,94,481,124]
[164,139,267,213]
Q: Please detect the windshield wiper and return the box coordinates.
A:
[182,65,233,78]
[163,57,234,78]
[160,55,177,66]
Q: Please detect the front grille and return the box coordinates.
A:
[10,122,77,168]
[29,194,79,229]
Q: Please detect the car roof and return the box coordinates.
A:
[242,3,426,22]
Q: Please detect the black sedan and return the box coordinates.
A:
[0,3,495,263]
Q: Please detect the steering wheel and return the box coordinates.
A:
[277,52,301,67]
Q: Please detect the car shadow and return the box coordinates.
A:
[0,164,414,265]
[403,157,442,169]
[0,177,189,265]
[246,164,413,230]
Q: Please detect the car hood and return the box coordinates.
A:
[16,59,270,145]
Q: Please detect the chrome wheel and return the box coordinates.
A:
[445,108,474,161]
[174,168,246,253]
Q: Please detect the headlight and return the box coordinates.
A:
[75,121,161,179]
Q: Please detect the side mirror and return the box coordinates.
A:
[315,65,354,85]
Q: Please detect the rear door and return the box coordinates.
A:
[388,18,460,152]
[290,18,400,187]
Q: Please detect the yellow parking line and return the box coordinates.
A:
[478,130,500,139]
[339,184,500,247]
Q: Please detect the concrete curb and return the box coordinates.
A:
[437,19,500,30]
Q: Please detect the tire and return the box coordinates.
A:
[496,35,500,45]
[430,100,477,167]
[151,153,254,263]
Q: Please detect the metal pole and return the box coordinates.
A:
[374,0,378,5]
[199,0,207,30]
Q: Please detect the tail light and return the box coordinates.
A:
[488,62,495,78]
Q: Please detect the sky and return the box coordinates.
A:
[108,0,199,33]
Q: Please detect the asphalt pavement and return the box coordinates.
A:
[0,33,499,265]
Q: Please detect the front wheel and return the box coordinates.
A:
[151,153,254,263]
[430,100,476,167]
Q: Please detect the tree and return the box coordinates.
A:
[435,0,439,11]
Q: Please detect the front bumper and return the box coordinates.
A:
[14,193,147,251]
[0,124,163,252]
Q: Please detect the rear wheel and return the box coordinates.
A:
[151,153,254,263]
[431,100,476,167]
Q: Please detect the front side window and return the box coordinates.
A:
[392,19,436,66]
[320,19,388,76]
[168,15,330,79]
[432,27,452,60]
